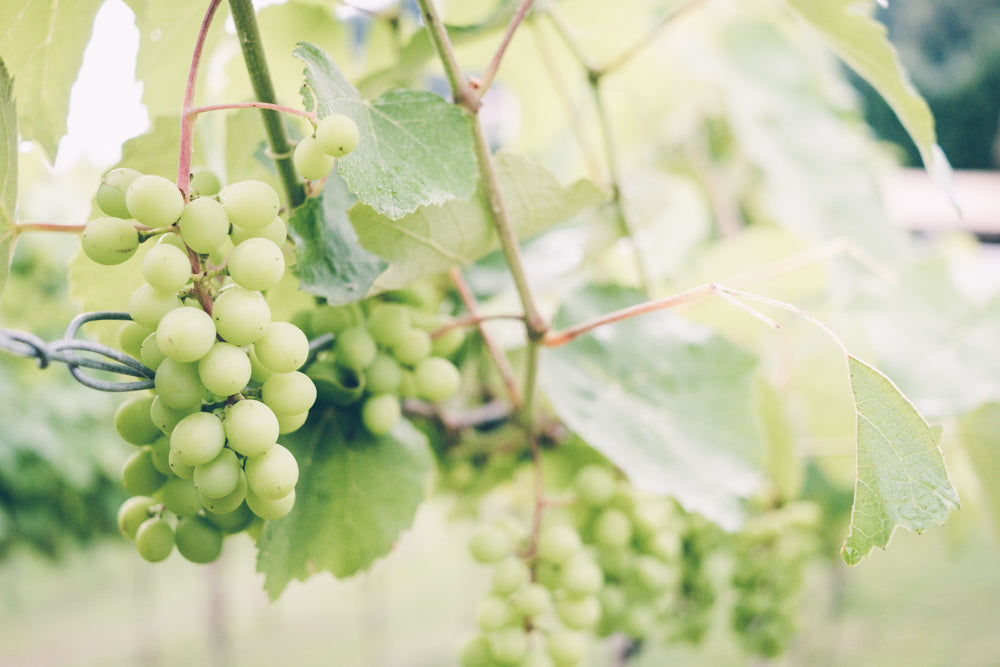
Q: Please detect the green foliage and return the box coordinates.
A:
[0,56,14,299]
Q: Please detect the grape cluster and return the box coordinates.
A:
[292,114,360,180]
[83,168,316,564]
[300,296,464,436]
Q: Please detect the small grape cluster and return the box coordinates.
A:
[300,297,464,436]
[83,167,318,564]
[292,113,361,180]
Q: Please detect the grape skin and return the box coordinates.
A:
[194,447,242,499]
[212,286,271,346]
[224,399,279,457]
[293,136,336,180]
[316,114,360,158]
[135,518,175,562]
[82,217,140,265]
[254,322,309,374]
[246,488,295,520]
[170,411,226,467]
[261,371,317,415]
[126,174,185,227]
[244,444,298,499]
[156,306,217,363]
[220,180,280,230]
[228,237,285,291]
[178,197,231,253]
[142,243,191,292]
[128,285,182,330]
[96,168,142,218]
[198,342,252,397]
[175,515,224,564]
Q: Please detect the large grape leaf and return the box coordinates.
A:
[0,0,104,159]
[257,410,434,600]
[957,404,1000,538]
[841,356,960,565]
[350,152,606,291]
[542,286,766,530]
[288,172,387,305]
[293,42,477,220]
[782,0,951,186]
[0,56,16,301]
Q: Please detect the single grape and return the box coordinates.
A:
[253,321,308,374]
[135,517,175,562]
[194,447,242,498]
[227,237,285,291]
[114,395,160,445]
[261,371,317,415]
[118,322,152,359]
[148,436,173,475]
[560,553,604,597]
[149,394,198,434]
[391,328,432,366]
[224,399,279,457]
[310,303,361,334]
[128,284,182,330]
[431,326,465,358]
[367,303,412,347]
[205,503,254,534]
[208,237,235,267]
[486,627,528,665]
[315,114,360,158]
[413,356,461,402]
[199,470,247,515]
[491,556,530,596]
[126,174,184,227]
[476,595,513,631]
[245,487,295,520]
[198,342,252,397]
[293,135,336,179]
[189,169,221,197]
[121,447,168,496]
[536,524,581,565]
[159,476,202,517]
[469,524,513,564]
[623,605,656,640]
[248,346,275,384]
[141,333,167,371]
[647,529,682,561]
[244,444,298,499]
[555,594,601,630]
[229,216,287,247]
[334,326,377,370]
[361,394,401,435]
[82,217,140,265]
[141,243,191,292]
[594,508,633,550]
[220,180,280,230]
[175,515,224,564]
[156,306,217,363]
[522,646,556,667]
[168,447,195,480]
[512,583,551,619]
[276,410,309,434]
[212,286,271,346]
[157,231,187,250]
[545,629,588,666]
[630,554,674,592]
[170,411,226,467]
[178,196,231,253]
[96,167,142,218]
[458,635,492,667]
[572,465,616,506]
[117,496,156,540]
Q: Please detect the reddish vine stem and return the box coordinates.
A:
[472,0,536,98]
[188,101,316,123]
[177,0,223,200]
[429,312,526,339]
[15,222,94,234]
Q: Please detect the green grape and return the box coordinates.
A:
[141,243,191,292]
[126,174,185,227]
[224,399,279,457]
[170,411,226,467]
[491,556,529,596]
[160,476,202,517]
[458,635,492,667]
[476,595,513,631]
[114,395,160,445]
[560,553,604,597]
[140,333,166,371]
[293,135,336,179]
[194,447,242,498]
[522,646,556,667]
[368,303,412,347]
[391,328,432,366]
[334,326,377,370]
[128,284,182,330]
[572,465,616,506]
[623,605,656,640]
[594,508,633,550]
[189,169,221,197]
[630,554,674,592]
[487,627,528,665]
[647,529,681,561]
[178,196,231,253]
[118,322,152,359]
[227,237,285,291]
[205,503,254,534]
[208,236,235,267]
[431,325,465,358]
[168,447,195,480]
[546,629,588,667]
[82,217,140,265]
[469,524,513,564]
[117,495,156,540]
[555,594,601,630]
[245,487,295,520]
[253,322,308,374]
[135,517,175,562]
[315,114,359,157]
[512,583,551,618]
[398,370,419,398]
[276,410,308,434]
[245,444,298,499]
[261,371,317,415]
[148,436,173,475]
[154,358,206,409]
[199,470,247,514]
[414,356,461,402]
[149,394,197,434]
[212,286,271,345]
[537,524,582,565]
[121,447,167,496]
[175,515,224,564]
[156,306,217,363]
[310,303,361,334]
[220,180,280,230]
[229,216,287,247]
[96,167,142,218]
[364,354,403,394]
[596,586,627,636]
[157,231,187,250]
[361,394,401,435]
[198,342,252,397]
[248,346,275,384]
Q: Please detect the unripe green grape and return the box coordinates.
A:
[522,647,556,667]
[220,180,280,230]
[361,394,401,435]
[546,629,588,666]
[398,370,419,398]
[178,196,231,253]
[118,322,152,359]
[560,553,604,597]
[254,322,308,374]
[96,167,142,218]
[160,476,202,517]
[248,346,275,384]
[168,447,195,480]
[121,447,168,496]
[487,627,528,665]
[311,303,361,334]
[175,515,224,564]
[245,487,295,520]
[208,237,235,267]
[432,326,465,358]
[230,216,287,247]
[205,503,254,534]
[261,371,316,415]
[114,395,160,445]
[391,328,432,366]
[512,583,551,619]
[368,303,412,347]
[623,605,656,639]
[198,342,252,397]
[647,529,681,561]
[276,410,309,434]
[156,306,217,363]
[573,465,616,506]
[293,135,336,179]
[334,326,377,370]
[82,217,140,265]
[189,169,221,197]
[227,237,285,291]
[476,595,513,631]
[142,243,191,292]
[245,516,266,541]
[316,114,359,158]
[594,508,633,550]
[469,524,513,564]
[414,356,461,402]
[128,284,182,330]
[364,354,403,394]
[595,585,627,635]
[491,556,529,596]
[148,436,173,475]
[537,524,582,565]
[224,399,279,457]
[170,411,226,467]
[212,286,271,345]
[149,394,198,434]
[126,174,184,227]
[199,470,247,514]
[194,447,242,498]
[135,517,175,562]
[245,444,298,499]
[141,333,166,371]
[117,495,156,540]
[556,594,601,630]
[157,231,187,250]
[630,554,674,592]
[596,545,630,579]
[458,635,492,667]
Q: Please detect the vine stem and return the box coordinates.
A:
[429,311,526,338]
[473,0,536,98]
[188,102,317,123]
[177,0,223,199]
[15,222,91,234]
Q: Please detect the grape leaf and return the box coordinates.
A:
[782,0,952,189]
[288,172,387,305]
[841,356,960,565]
[0,0,103,159]
[542,286,766,530]
[0,56,16,301]
[293,42,477,220]
[350,152,606,291]
[257,410,434,600]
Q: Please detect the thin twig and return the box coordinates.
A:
[473,0,536,98]
[15,222,91,234]
[177,0,223,199]
[430,312,526,339]
[189,102,316,123]
[597,0,707,75]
